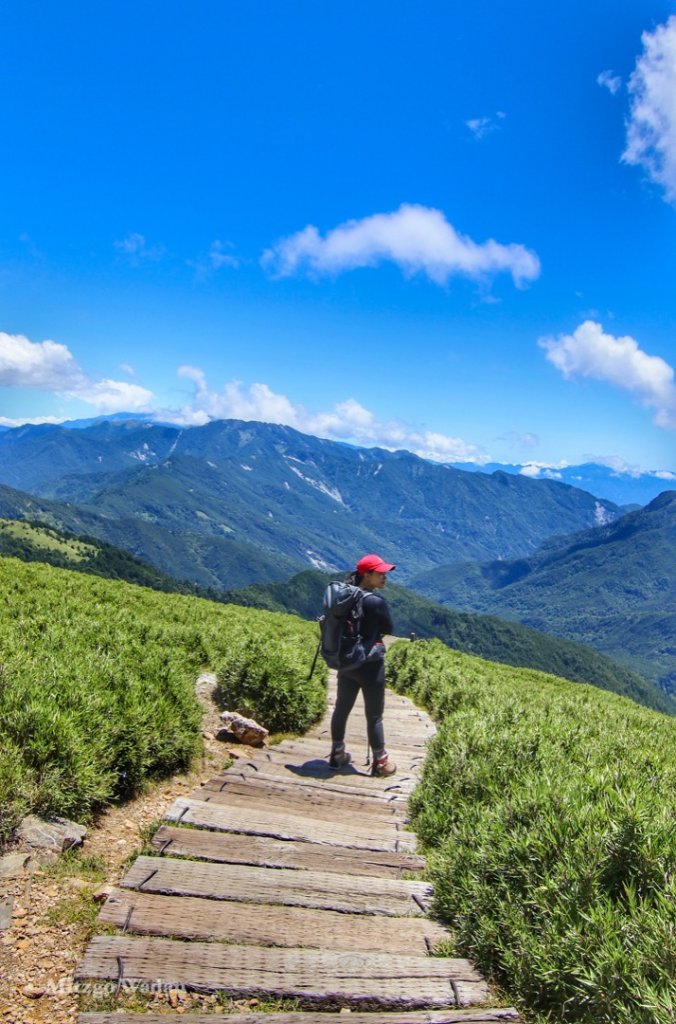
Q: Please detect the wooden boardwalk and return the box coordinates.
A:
[76,676,519,1023]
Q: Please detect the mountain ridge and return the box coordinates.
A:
[410,491,676,694]
[0,418,623,581]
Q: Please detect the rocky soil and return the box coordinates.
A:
[0,673,267,1022]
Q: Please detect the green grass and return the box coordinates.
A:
[387,639,676,1024]
[0,556,327,847]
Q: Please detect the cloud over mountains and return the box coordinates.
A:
[539,320,676,429]
[262,204,541,288]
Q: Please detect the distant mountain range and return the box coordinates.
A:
[1,518,671,715]
[0,418,623,583]
[5,413,673,505]
[451,460,675,507]
[410,491,676,695]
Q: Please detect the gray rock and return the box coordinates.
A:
[219,711,268,746]
[16,815,87,852]
[0,852,31,878]
[0,897,14,929]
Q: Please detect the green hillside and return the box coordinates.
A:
[410,490,676,694]
[2,517,670,715]
[222,570,674,714]
[0,556,326,847]
[0,518,210,596]
[0,480,303,588]
[387,639,676,1024]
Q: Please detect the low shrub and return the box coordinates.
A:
[0,557,327,846]
[387,639,676,1024]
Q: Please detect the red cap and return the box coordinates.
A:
[356,554,396,574]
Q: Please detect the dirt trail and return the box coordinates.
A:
[0,673,263,1023]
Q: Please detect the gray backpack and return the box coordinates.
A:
[319,581,367,670]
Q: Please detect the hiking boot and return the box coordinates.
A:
[329,743,352,769]
[371,753,396,777]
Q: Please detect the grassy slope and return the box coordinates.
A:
[387,639,676,1024]
[223,570,674,715]
[0,556,326,847]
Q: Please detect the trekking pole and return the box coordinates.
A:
[307,640,322,681]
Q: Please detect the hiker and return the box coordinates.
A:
[329,554,397,777]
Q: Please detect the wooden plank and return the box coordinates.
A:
[189,779,407,825]
[80,1010,520,1023]
[76,935,490,1007]
[237,753,419,792]
[256,744,426,772]
[121,856,432,916]
[208,767,409,805]
[164,798,418,853]
[274,737,432,758]
[81,1010,518,1023]
[150,826,426,878]
[231,759,417,796]
[99,888,449,953]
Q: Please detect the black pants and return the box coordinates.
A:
[331,659,386,755]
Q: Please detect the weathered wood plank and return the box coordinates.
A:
[76,935,490,1007]
[80,1009,519,1023]
[253,745,425,774]
[121,855,431,916]
[80,1010,519,1023]
[230,758,417,796]
[209,767,409,806]
[236,755,419,795]
[274,737,433,758]
[164,798,417,853]
[189,779,407,825]
[150,826,425,878]
[99,888,448,953]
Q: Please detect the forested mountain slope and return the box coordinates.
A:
[0,418,622,580]
[410,491,676,694]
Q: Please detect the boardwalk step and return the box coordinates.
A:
[191,777,407,823]
[121,855,432,915]
[150,825,425,878]
[80,1010,519,1023]
[75,935,490,1007]
[164,798,417,853]
[99,888,448,952]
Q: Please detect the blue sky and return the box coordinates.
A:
[1,0,675,476]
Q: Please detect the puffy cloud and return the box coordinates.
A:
[0,331,154,413]
[539,320,676,428]
[623,16,676,203]
[169,370,485,462]
[262,204,540,289]
[597,70,622,95]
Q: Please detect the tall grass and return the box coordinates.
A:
[0,557,326,846]
[387,639,676,1024]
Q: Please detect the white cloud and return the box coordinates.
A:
[0,414,66,427]
[207,240,239,270]
[623,16,676,203]
[168,370,485,462]
[114,232,165,264]
[465,111,506,139]
[597,70,622,95]
[518,462,565,480]
[0,331,154,413]
[262,204,540,289]
[188,240,240,278]
[539,320,676,429]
